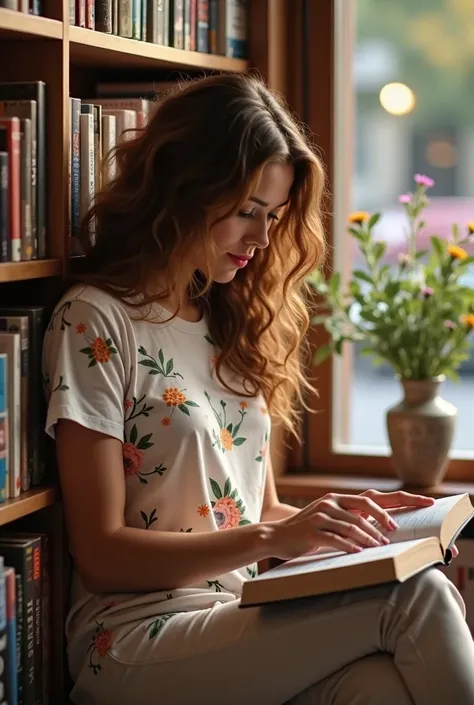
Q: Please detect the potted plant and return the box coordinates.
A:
[308,174,474,486]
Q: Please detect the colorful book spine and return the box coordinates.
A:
[0,354,8,503]
[0,152,9,263]
[196,0,209,52]
[0,559,7,705]
[0,117,21,262]
[4,566,18,705]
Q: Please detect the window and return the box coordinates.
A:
[288,0,474,480]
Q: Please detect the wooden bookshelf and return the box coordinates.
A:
[0,486,59,526]
[0,1,288,702]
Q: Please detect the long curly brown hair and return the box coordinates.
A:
[78,72,326,436]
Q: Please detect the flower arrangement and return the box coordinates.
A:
[308,174,474,380]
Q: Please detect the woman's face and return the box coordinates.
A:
[206,162,294,284]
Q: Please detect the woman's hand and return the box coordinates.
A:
[269,489,435,561]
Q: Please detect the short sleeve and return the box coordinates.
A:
[42,297,130,441]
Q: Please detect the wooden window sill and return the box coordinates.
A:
[276,474,474,502]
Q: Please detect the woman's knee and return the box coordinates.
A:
[399,567,466,619]
[296,654,412,705]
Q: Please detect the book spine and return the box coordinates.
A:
[95,0,112,32]
[0,563,7,705]
[112,0,118,33]
[4,567,17,705]
[31,85,45,258]
[25,310,45,488]
[119,0,132,37]
[141,0,147,40]
[0,0,18,10]
[40,537,50,705]
[80,113,95,245]
[19,118,33,261]
[196,0,208,52]
[132,0,141,37]
[0,356,7,504]
[0,153,9,263]
[75,0,85,26]
[86,0,95,28]
[30,539,41,705]
[14,574,23,705]
[101,115,117,185]
[225,0,247,58]
[93,105,102,192]
[0,334,21,499]
[183,0,190,49]
[208,0,217,53]
[69,0,75,23]
[172,0,184,48]
[146,0,157,43]
[0,119,21,262]
[70,98,81,256]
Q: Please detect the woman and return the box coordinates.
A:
[43,73,474,705]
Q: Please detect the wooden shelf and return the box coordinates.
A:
[0,486,59,527]
[0,9,62,40]
[276,474,474,502]
[69,26,249,72]
[0,259,62,282]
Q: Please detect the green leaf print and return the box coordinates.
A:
[209,477,250,528]
[48,300,72,332]
[87,620,112,675]
[178,403,190,416]
[52,375,69,393]
[255,431,269,463]
[136,433,153,450]
[205,393,248,452]
[161,387,200,422]
[123,426,166,483]
[141,508,158,529]
[147,613,176,639]
[124,394,154,422]
[204,333,216,346]
[207,580,224,593]
[138,346,184,380]
[246,565,257,579]
[129,424,138,445]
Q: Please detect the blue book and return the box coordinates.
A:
[0,353,8,502]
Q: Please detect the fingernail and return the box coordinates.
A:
[370,539,380,548]
[389,519,398,530]
[382,536,390,545]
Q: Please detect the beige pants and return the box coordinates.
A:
[69,568,474,705]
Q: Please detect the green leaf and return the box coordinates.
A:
[233,437,246,446]
[210,478,222,499]
[211,500,215,508]
[352,270,373,284]
[138,360,159,369]
[130,424,138,445]
[158,349,165,366]
[178,403,190,416]
[184,400,199,407]
[255,455,262,462]
[140,510,147,524]
[313,344,332,365]
[105,338,112,347]
[372,241,386,261]
[329,271,341,295]
[223,477,232,497]
[166,359,174,375]
[204,333,215,346]
[137,433,153,450]
[230,488,238,500]
[431,236,444,259]
[239,519,252,526]
[79,346,92,354]
[368,212,381,228]
[109,347,118,354]
[226,423,233,434]
[138,346,146,355]
[88,359,96,368]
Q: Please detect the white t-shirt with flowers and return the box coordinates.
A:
[42,284,270,656]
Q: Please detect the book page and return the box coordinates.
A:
[254,540,424,582]
[375,495,462,543]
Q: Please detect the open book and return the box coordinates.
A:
[240,493,474,608]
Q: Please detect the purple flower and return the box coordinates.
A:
[444,320,456,330]
[414,173,435,188]
[422,286,434,298]
[399,193,412,204]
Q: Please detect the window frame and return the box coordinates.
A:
[285,0,474,483]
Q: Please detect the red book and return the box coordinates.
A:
[190,0,197,50]
[0,117,21,262]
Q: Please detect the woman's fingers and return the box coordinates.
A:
[313,513,389,549]
[323,505,389,545]
[313,531,363,555]
[337,495,399,531]
[361,489,435,509]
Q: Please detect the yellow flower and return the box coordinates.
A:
[461,314,474,329]
[348,211,370,225]
[162,387,186,406]
[467,222,474,235]
[447,245,468,260]
[220,428,234,451]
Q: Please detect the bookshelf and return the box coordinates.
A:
[0,0,289,701]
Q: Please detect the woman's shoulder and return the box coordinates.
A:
[53,284,131,320]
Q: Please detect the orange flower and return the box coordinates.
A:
[260,445,268,458]
[220,428,234,451]
[348,211,370,225]
[122,442,144,476]
[91,337,111,363]
[260,406,269,415]
[461,314,474,329]
[161,416,171,427]
[213,497,241,529]
[124,399,133,409]
[197,504,210,517]
[76,321,87,334]
[162,387,186,406]
[447,245,468,260]
[94,628,112,657]
[239,401,248,410]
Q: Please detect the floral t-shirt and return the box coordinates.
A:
[42,285,270,647]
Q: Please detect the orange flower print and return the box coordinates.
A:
[79,334,118,368]
[260,406,269,415]
[88,621,112,675]
[161,416,171,427]
[76,321,87,334]
[197,504,210,517]
[220,428,234,451]
[163,387,186,406]
[161,387,199,421]
[204,392,247,453]
[209,477,251,527]
[213,496,241,529]
[124,399,133,410]
[256,431,269,463]
[122,442,144,476]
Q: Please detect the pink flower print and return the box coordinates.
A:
[213,496,241,529]
[122,442,144,476]
[414,173,435,188]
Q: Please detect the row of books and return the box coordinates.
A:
[0,0,42,15]
[69,94,159,254]
[0,82,46,262]
[0,532,51,705]
[69,0,249,58]
[0,306,46,500]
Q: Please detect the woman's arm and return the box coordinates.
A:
[260,457,299,522]
[56,420,278,594]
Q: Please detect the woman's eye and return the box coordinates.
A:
[268,213,279,222]
[238,210,254,219]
